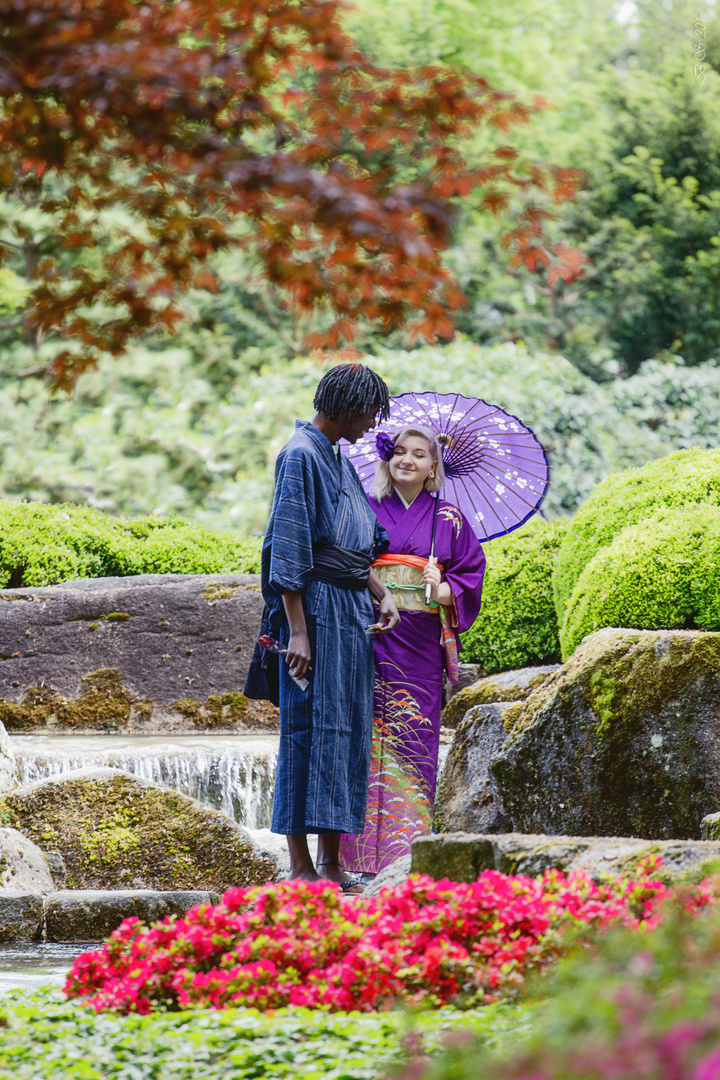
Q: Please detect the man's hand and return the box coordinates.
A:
[367,567,400,633]
[286,632,312,680]
[282,590,312,679]
[375,590,400,633]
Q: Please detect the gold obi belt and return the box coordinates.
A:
[371,553,444,613]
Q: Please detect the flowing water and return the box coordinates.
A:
[0,943,100,994]
[12,734,279,829]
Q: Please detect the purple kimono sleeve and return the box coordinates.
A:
[442,515,486,633]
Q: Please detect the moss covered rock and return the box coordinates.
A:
[0,768,278,892]
[412,831,720,886]
[461,518,568,675]
[553,448,720,625]
[0,574,278,733]
[490,628,720,840]
[441,665,559,728]
[560,504,720,658]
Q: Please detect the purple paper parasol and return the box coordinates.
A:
[340,391,549,542]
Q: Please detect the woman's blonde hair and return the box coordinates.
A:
[372,424,445,501]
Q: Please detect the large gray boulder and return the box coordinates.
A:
[491,628,720,840]
[412,832,720,885]
[45,889,220,942]
[0,827,55,894]
[0,573,277,733]
[0,767,279,893]
[434,703,514,834]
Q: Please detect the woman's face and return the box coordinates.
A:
[388,435,436,493]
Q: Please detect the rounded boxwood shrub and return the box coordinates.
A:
[560,504,720,657]
[461,517,569,675]
[553,448,720,623]
[0,501,261,588]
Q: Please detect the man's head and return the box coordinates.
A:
[313,364,390,443]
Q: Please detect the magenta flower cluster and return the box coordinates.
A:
[64,864,714,1016]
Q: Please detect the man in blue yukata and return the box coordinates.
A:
[262,364,400,894]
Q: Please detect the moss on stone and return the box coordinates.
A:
[442,683,530,729]
[442,669,557,728]
[171,691,250,729]
[498,630,715,741]
[0,668,149,732]
[0,771,276,892]
[202,584,240,603]
[0,670,259,732]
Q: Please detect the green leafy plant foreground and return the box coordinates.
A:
[461,517,568,674]
[0,501,261,588]
[0,994,528,1080]
[394,900,720,1080]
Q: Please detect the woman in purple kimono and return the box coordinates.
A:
[339,424,485,878]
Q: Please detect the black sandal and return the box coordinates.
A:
[339,879,365,893]
[316,861,365,893]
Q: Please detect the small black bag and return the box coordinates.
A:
[243,604,280,706]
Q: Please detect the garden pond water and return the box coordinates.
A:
[0,943,100,995]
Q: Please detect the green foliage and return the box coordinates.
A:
[553,448,720,628]
[556,82,720,373]
[395,903,720,1080]
[0,338,673,533]
[461,518,569,674]
[611,357,720,449]
[0,993,530,1080]
[0,501,261,589]
[560,505,720,657]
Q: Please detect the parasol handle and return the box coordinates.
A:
[425,555,438,605]
[425,438,447,606]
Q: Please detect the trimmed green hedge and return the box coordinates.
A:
[461,517,569,675]
[0,501,262,588]
[560,505,720,657]
[0,992,530,1080]
[553,448,720,624]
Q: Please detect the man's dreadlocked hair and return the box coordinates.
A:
[313,364,390,423]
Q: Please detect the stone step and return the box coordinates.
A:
[412,832,720,884]
[0,888,220,942]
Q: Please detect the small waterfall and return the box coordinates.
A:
[12,736,279,830]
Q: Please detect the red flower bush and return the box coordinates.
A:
[64,863,715,1015]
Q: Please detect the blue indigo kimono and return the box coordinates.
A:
[262,421,388,835]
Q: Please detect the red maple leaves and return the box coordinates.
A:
[0,0,586,385]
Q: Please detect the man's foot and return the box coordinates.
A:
[316,861,365,895]
[285,867,322,883]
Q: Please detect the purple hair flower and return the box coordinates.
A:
[376,432,395,461]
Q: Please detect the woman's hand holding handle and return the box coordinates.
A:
[424,557,441,604]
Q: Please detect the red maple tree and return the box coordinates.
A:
[0,0,583,386]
